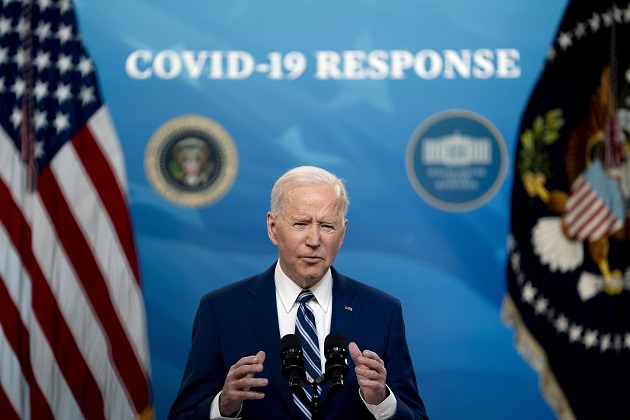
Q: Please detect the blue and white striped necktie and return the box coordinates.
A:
[294,289,321,419]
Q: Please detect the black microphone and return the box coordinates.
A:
[324,332,349,393]
[280,334,305,392]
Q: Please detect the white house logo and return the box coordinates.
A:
[406,109,507,212]
[144,115,238,207]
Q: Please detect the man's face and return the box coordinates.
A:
[267,184,347,289]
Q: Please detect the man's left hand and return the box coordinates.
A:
[348,342,388,405]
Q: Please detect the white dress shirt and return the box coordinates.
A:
[210,263,396,419]
[275,262,332,373]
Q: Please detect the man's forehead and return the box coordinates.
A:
[285,183,339,196]
[282,204,344,223]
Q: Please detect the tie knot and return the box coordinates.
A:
[298,289,314,305]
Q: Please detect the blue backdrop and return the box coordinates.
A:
[73,1,570,418]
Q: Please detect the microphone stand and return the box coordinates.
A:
[292,373,344,420]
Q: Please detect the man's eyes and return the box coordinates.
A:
[292,222,335,230]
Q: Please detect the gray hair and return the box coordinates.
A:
[270,166,349,218]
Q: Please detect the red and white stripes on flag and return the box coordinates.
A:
[564,161,625,242]
[0,0,152,418]
[0,106,153,419]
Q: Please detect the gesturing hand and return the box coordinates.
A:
[218,351,268,417]
[348,342,388,406]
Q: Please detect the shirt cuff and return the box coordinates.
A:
[360,385,397,419]
[210,392,242,419]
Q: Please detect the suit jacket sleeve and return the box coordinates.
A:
[384,299,428,420]
[169,294,224,419]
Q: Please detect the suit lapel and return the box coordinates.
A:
[330,268,360,347]
[245,264,298,416]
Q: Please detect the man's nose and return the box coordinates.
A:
[305,224,321,246]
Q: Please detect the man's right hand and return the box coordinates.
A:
[218,351,268,417]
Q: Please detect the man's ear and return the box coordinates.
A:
[340,219,348,243]
[267,211,279,245]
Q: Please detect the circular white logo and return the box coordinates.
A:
[406,109,507,212]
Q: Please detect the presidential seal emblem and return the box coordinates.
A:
[144,115,238,206]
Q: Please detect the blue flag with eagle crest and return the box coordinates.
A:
[504,0,630,418]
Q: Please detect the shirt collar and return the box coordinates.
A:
[274,261,332,313]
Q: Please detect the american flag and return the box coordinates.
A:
[0,0,152,419]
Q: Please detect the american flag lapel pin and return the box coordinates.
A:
[344,306,352,312]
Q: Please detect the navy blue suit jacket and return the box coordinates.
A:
[169,263,428,419]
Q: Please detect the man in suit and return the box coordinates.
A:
[169,166,428,419]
